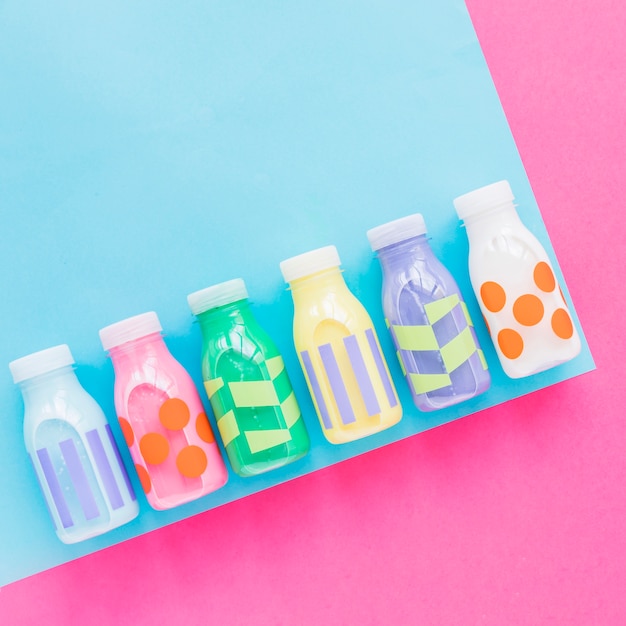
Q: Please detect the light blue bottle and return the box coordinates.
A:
[9,345,139,543]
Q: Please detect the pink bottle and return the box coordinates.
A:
[99,312,228,510]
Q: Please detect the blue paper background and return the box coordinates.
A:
[0,0,593,586]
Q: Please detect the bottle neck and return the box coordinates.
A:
[288,267,349,305]
[463,201,524,239]
[107,332,170,372]
[196,299,252,335]
[376,234,435,272]
[18,365,82,406]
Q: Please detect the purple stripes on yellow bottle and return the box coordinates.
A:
[281,246,402,444]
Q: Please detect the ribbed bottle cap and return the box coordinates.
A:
[453,180,515,221]
[366,214,428,251]
[279,245,341,283]
[187,278,249,315]
[99,312,162,351]
[9,344,75,384]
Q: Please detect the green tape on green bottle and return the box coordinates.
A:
[189,279,310,477]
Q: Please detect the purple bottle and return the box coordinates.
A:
[367,214,491,411]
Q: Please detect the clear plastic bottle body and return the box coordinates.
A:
[197,300,310,476]
[108,333,227,509]
[377,235,490,410]
[289,268,402,444]
[21,366,138,543]
[464,203,581,377]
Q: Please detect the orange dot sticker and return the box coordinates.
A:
[176,445,208,478]
[533,262,556,293]
[551,308,574,339]
[513,294,544,326]
[159,398,190,430]
[480,281,506,313]
[498,328,524,359]
[196,412,216,444]
[139,432,170,465]
[118,417,135,447]
[135,464,152,494]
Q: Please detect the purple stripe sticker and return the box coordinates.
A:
[106,425,136,502]
[301,350,333,430]
[365,329,398,408]
[319,343,356,425]
[86,429,124,510]
[344,334,380,417]
[29,454,57,530]
[36,447,73,529]
[59,438,101,521]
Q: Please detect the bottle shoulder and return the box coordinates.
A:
[291,287,376,348]
[111,349,193,405]
[199,322,284,385]
[381,257,460,312]
[202,320,278,358]
[466,220,545,254]
[295,285,371,317]
[466,222,551,282]
[23,384,106,437]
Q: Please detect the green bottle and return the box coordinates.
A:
[187,279,310,477]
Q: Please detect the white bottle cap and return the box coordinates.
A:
[366,214,428,251]
[453,180,515,221]
[99,312,162,351]
[9,344,75,384]
[279,245,341,283]
[187,278,249,315]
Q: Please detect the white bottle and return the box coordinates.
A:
[453,181,581,378]
[9,345,139,543]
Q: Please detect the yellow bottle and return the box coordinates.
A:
[280,246,402,444]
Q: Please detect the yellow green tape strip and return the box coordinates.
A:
[217,410,240,447]
[440,326,477,373]
[229,380,280,408]
[478,349,488,370]
[424,294,459,325]
[244,429,293,454]
[204,377,224,398]
[460,301,473,327]
[409,372,452,394]
[280,391,301,429]
[265,355,285,380]
[396,351,406,376]
[392,324,439,351]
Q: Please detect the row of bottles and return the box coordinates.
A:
[8,181,581,544]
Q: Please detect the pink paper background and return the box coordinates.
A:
[2,0,624,623]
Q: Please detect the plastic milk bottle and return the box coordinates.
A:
[280,246,402,444]
[187,279,310,477]
[367,214,491,410]
[99,312,228,509]
[453,181,581,378]
[9,345,139,543]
